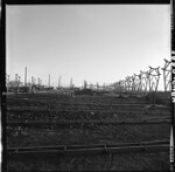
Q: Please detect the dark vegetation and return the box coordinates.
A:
[6,91,171,171]
[145,91,171,106]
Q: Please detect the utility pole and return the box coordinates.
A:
[96,82,99,91]
[15,73,18,82]
[15,74,20,87]
[162,59,171,91]
[48,74,50,88]
[6,74,10,84]
[38,77,40,86]
[70,77,73,89]
[24,66,27,86]
[31,76,35,85]
[58,76,62,88]
[18,76,21,86]
[84,80,87,89]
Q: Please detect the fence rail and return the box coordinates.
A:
[7,140,169,158]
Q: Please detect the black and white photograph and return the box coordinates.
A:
[1,1,175,171]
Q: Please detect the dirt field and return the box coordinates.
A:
[6,92,171,171]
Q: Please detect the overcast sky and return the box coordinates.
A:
[6,5,170,88]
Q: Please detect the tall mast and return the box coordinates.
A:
[48,74,50,88]
[24,66,27,86]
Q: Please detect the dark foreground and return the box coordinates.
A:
[6,92,171,171]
